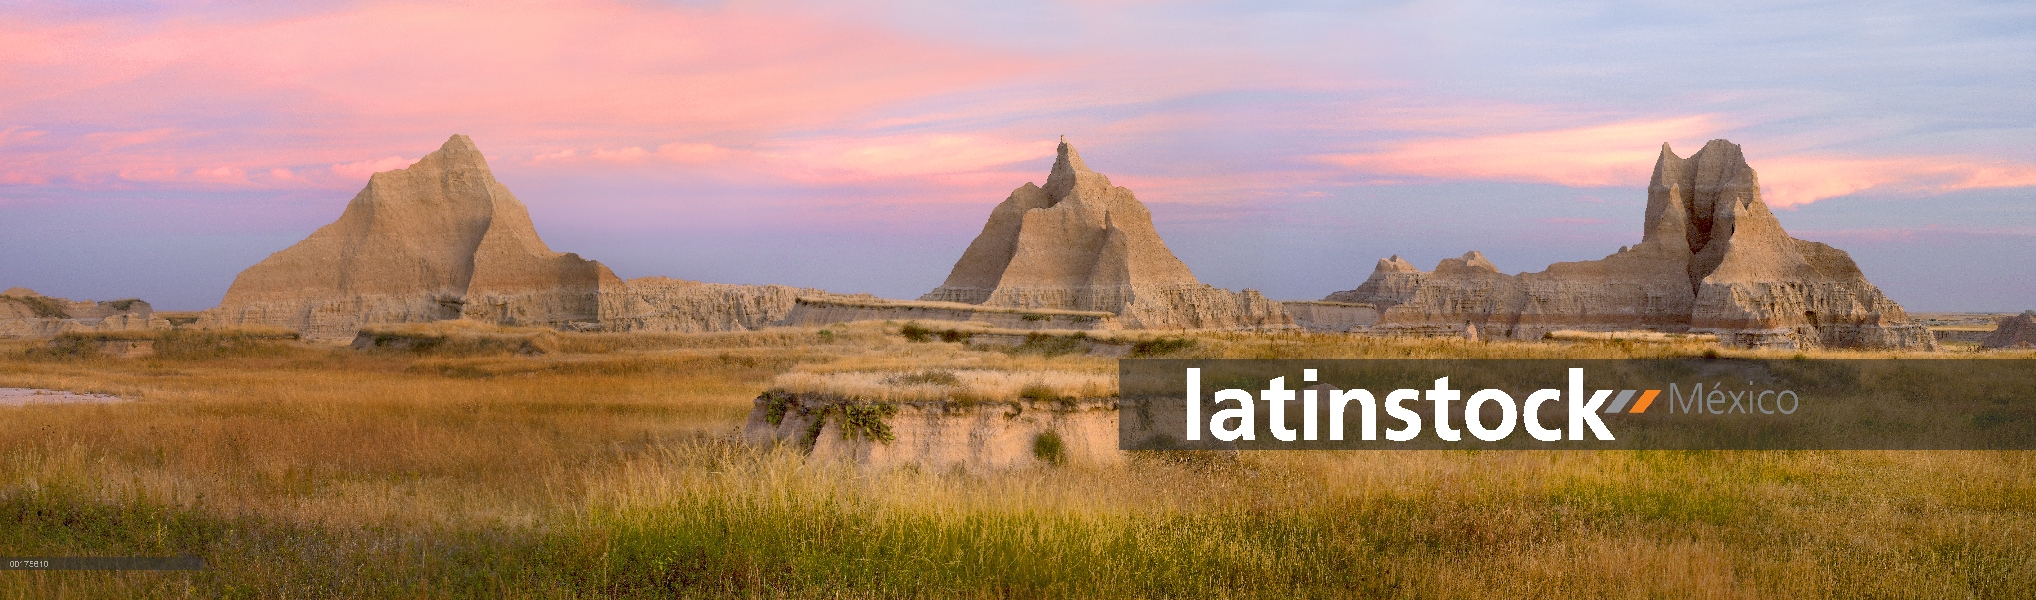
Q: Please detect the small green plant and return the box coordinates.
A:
[837,403,899,443]
[939,329,971,343]
[761,390,798,427]
[900,322,933,342]
[817,329,835,342]
[1021,313,1049,322]
[1032,430,1066,465]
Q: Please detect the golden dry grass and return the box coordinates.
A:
[0,322,2030,597]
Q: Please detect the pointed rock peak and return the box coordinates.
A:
[1461,250,1499,272]
[1375,255,1418,273]
[1650,141,1688,185]
[1435,251,1500,275]
[408,134,492,174]
[1690,139,1750,170]
[1042,136,1105,201]
[1658,142,1681,161]
[442,134,479,153]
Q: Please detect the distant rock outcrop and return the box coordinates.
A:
[600,277,821,333]
[0,288,164,337]
[921,138,1291,330]
[1981,311,2036,349]
[204,135,622,339]
[1327,140,1933,350]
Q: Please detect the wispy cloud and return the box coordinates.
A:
[1318,116,1722,188]
[1319,115,2036,206]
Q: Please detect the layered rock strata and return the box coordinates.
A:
[781,296,1119,331]
[205,135,619,339]
[1327,140,1933,350]
[1981,311,2036,349]
[1281,301,1381,333]
[600,277,821,333]
[921,138,1292,330]
[0,288,166,338]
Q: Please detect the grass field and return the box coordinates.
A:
[1,323,2032,598]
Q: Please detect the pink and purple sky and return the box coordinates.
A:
[3,1,2032,310]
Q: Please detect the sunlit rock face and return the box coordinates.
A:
[205,135,620,339]
[1328,140,1934,350]
[922,138,1292,330]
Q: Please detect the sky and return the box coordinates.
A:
[2,0,2032,311]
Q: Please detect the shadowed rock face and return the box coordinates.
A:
[922,138,1290,330]
[1328,139,1934,350]
[1981,311,2036,349]
[205,135,621,339]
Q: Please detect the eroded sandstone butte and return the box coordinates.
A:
[921,138,1290,330]
[1981,311,2036,349]
[206,135,828,339]
[1,288,164,338]
[1327,139,1933,350]
[205,135,620,338]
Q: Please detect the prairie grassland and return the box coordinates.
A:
[0,323,2031,598]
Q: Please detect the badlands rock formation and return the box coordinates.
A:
[205,135,619,339]
[1327,140,1933,350]
[600,277,820,333]
[921,138,1291,330]
[1981,311,2036,349]
[746,392,1122,471]
[0,288,164,337]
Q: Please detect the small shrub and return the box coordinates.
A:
[900,322,933,343]
[1032,431,1066,465]
[1019,383,1059,402]
[1130,337,1196,358]
[1012,332,1086,357]
[760,390,798,427]
[939,329,971,343]
[837,403,899,443]
[1021,313,1049,322]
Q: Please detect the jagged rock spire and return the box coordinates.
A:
[1042,136,1105,202]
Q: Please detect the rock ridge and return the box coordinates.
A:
[1326,139,1933,349]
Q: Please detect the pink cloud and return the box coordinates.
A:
[0,126,47,146]
[81,128,180,150]
[1758,156,2036,207]
[1321,115,2036,206]
[0,2,1040,191]
[331,157,415,180]
[190,166,249,184]
[1790,224,2036,244]
[1319,115,1721,188]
